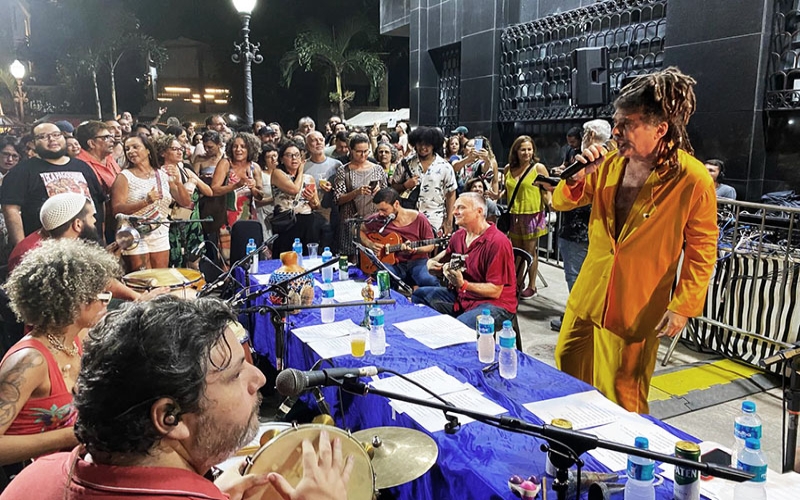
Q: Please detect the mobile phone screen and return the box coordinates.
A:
[369,180,379,190]
[473,138,484,151]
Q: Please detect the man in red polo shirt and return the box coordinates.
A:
[75,121,121,243]
[412,192,517,329]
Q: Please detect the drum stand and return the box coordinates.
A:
[335,377,754,500]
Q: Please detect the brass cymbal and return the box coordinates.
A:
[352,426,438,489]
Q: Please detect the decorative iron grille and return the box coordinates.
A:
[433,46,461,133]
[766,0,800,110]
[499,0,667,122]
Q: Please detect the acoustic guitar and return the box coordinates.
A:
[359,231,448,274]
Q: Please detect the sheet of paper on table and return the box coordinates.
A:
[252,274,271,286]
[369,366,470,401]
[303,257,323,270]
[389,384,507,434]
[582,412,683,471]
[306,335,386,359]
[394,315,477,349]
[329,280,379,303]
[522,390,629,430]
[292,319,366,343]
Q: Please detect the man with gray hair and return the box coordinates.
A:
[547,119,612,331]
[412,192,517,329]
[297,116,316,136]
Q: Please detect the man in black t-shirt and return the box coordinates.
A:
[0,122,106,247]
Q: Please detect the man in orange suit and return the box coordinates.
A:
[552,67,718,413]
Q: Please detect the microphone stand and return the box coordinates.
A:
[198,238,270,298]
[334,376,754,500]
[764,345,800,473]
[352,241,413,295]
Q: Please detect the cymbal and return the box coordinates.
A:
[352,426,438,489]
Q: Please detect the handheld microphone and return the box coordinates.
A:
[378,213,396,234]
[275,366,381,397]
[116,213,143,224]
[274,359,326,420]
[558,141,613,180]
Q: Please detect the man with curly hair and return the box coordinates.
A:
[1,297,352,499]
[552,67,718,413]
[0,239,120,482]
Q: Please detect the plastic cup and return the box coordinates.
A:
[307,243,319,259]
[350,329,366,358]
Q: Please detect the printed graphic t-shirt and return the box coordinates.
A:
[0,157,106,236]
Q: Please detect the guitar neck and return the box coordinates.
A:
[386,238,441,254]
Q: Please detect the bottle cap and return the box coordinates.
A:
[324,278,332,284]
[503,320,512,329]
[744,438,761,450]
[324,247,330,252]
[482,308,491,316]
[248,238,255,244]
[634,436,649,450]
[742,401,756,413]
[294,238,300,242]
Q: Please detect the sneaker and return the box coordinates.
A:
[550,317,563,332]
[520,287,537,300]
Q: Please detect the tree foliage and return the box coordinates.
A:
[279,15,386,117]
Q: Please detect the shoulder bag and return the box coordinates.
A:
[496,164,535,233]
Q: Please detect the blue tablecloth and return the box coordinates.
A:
[235,260,701,500]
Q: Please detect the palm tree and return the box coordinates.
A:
[280,16,386,118]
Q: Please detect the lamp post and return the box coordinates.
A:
[231,0,262,126]
[9,60,27,123]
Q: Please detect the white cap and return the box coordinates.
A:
[40,193,89,231]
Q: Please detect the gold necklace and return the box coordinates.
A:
[46,333,78,357]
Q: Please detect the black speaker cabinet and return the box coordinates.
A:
[571,47,609,107]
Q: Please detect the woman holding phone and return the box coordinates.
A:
[334,134,388,257]
[503,135,551,299]
[453,136,500,199]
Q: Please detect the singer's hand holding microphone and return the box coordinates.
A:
[560,143,609,184]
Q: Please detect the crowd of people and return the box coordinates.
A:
[0,66,731,497]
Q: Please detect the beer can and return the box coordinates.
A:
[673,440,701,500]
[376,270,391,299]
[338,255,349,280]
[545,419,573,476]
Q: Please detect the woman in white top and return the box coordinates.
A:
[111,134,190,271]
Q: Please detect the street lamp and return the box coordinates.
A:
[9,60,27,123]
[231,0,262,126]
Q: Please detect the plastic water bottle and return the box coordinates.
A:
[320,279,335,324]
[292,238,303,267]
[731,400,762,466]
[369,306,386,355]
[498,320,517,379]
[477,309,495,363]
[624,437,655,500]
[321,246,334,283]
[245,238,258,273]
[733,438,767,500]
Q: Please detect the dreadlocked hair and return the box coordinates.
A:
[614,66,697,178]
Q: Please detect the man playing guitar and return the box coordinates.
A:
[359,188,442,288]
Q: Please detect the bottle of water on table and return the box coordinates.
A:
[733,438,767,500]
[477,309,495,363]
[321,279,335,324]
[731,400,762,466]
[369,306,386,355]
[498,320,517,379]
[245,238,258,273]
[292,237,303,267]
[321,246,334,283]
[624,436,655,500]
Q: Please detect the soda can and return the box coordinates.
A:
[545,419,573,476]
[376,270,391,299]
[338,255,349,280]
[673,440,701,500]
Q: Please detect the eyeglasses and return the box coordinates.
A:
[1,152,20,160]
[96,292,112,305]
[168,146,183,152]
[34,132,64,142]
[283,152,302,159]
[93,135,114,141]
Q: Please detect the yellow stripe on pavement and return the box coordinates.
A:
[649,359,760,401]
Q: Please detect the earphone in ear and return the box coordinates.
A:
[163,414,178,426]
[163,403,182,426]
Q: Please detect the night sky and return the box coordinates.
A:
[30,0,408,124]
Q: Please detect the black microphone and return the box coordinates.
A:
[558,141,613,180]
[275,367,382,397]
[378,213,396,234]
[186,241,206,261]
[274,359,326,420]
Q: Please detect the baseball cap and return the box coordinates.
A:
[40,193,88,231]
[451,126,468,135]
[257,126,276,136]
[54,120,75,135]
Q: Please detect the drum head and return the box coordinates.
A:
[123,268,203,290]
[244,424,374,500]
[216,422,292,474]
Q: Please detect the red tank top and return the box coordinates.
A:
[1,338,81,435]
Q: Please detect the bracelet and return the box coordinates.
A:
[459,280,468,293]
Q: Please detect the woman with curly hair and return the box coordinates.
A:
[503,135,551,299]
[154,134,213,268]
[0,238,120,473]
[210,132,264,228]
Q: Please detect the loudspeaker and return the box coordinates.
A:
[571,47,609,107]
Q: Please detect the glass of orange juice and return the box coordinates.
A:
[350,328,367,358]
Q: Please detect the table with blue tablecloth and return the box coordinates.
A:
[234,260,703,500]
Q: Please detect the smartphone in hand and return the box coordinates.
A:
[473,138,484,151]
[369,180,379,190]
